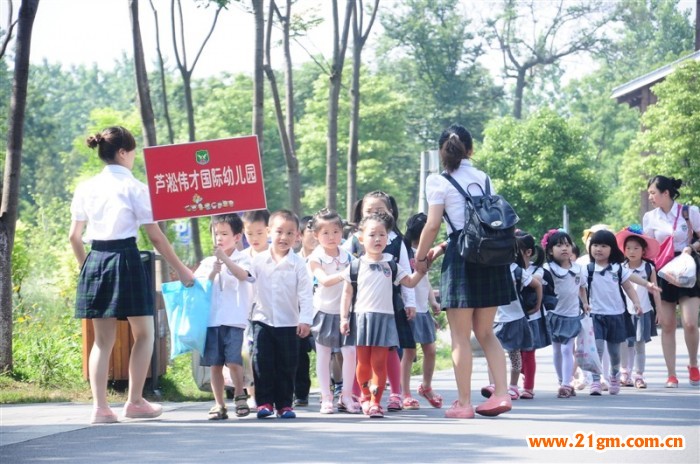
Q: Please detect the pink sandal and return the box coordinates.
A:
[417,384,443,409]
[402,395,420,410]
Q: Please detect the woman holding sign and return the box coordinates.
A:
[413,124,513,418]
[69,126,194,424]
[642,175,700,388]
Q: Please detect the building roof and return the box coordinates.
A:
[611,50,700,103]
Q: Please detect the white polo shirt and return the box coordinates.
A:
[425,159,491,234]
[588,263,631,316]
[341,254,408,316]
[412,247,431,313]
[643,202,700,252]
[623,262,654,314]
[70,164,154,241]
[495,263,531,324]
[250,250,314,327]
[308,246,353,315]
[545,262,586,318]
[194,250,255,328]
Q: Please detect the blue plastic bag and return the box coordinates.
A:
[162,279,211,360]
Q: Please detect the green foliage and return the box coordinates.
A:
[480,109,602,242]
[621,61,700,214]
[10,221,30,300]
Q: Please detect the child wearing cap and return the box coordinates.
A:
[616,226,663,389]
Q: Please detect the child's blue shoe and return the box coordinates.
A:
[256,404,274,419]
[277,407,296,419]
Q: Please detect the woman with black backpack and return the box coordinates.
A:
[413,124,514,419]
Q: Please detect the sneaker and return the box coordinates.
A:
[293,397,309,407]
[480,384,495,398]
[688,366,700,386]
[609,378,620,395]
[507,386,520,400]
[475,394,512,417]
[277,407,296,419]
[90,407,118,424]
[256,404,274,419]
[320,400,334,414]
[665,376,679,388]
[444,400,474,419]
[123,400,162,419]
[590,382,602,396]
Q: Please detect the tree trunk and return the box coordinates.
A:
[0,0,39,372]
[325,0,353,211]
[148,0,174,144]
[346,24,361,220]
[252,0,265,152]
[696,0,700,51]
[513,68,526,119]
[130,0,171,281]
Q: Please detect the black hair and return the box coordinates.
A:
[86,126,136,163]
[647,175,683,200]
[438,124,473,172]
[404,212,427,249]
[211,213,243,235]
[543,231,575,265]
[354,191,402,237]
[516,230,544,267]
[311,208,343,232]
[359,211,394,233]
[242,209,270,225]
[589,230,625,264]
[269,209,299,229]
[299,215,313,232]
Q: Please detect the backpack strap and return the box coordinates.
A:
[587,262,627,311]
[644,260,656,311]
[350,259,360,312]
[586,262,594,302]
[513,266,527,316]
[617,265,627,312]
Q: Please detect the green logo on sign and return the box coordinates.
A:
[195,150,210,165]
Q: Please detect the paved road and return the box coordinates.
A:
[1,328,698,463]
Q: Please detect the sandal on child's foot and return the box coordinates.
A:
[234,395,250,417]
[519,389,534,400]
[320,400,334,414]
[480,384,495,398]
[387,393,403,411]
[338,396,360,414]
[208,405,228,420]
[368,404,384,418]
[417,384,443,409]
[507,386,520,400]
[634,377,647,389]
[402,396,420,410]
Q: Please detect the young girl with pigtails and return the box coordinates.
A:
[541,229,587,398]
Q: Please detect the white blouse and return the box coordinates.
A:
[308,246,353,315]
[643,202,700,252]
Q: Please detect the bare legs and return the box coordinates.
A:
[680,297,700,369]
[89,318,118,409]
[126,316,154,405]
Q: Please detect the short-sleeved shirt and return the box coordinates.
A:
[411,247,431,313]
[643,202,700,252]
[624,262,654,314]
[308,246,353,315]
[495,263,531,323]
[589,263,631,316]
[545,262,586,318]
[425,159,491,234]
[194,250,254,328]
[342,254,408,316]
[70,164,154,241]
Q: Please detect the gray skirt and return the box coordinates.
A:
[311,311,355,348]
[356,312,399,347]
[410,311,436,344]
[527,316,551,350]
[547,312,582,344]
[494,317,533,351]
[625,311,655,345]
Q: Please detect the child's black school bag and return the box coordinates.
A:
[441,172,519,266]
[519,266,558,313]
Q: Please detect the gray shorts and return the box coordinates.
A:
[200,326,244,367]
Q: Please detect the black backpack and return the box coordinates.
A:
[441,172,519,266]
[518,266,558,313]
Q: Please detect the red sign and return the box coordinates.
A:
[144,136,267,221]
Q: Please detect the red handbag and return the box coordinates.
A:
[654,204,682,270]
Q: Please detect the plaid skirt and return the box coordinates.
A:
[75,238,153,320]
[440,234,515,309]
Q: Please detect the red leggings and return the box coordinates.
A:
[521,350,536,390]
[356,346,389,405]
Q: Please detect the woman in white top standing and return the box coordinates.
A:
[414,124,513,419]
[642,175,700,388]
[69,126,194,424]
